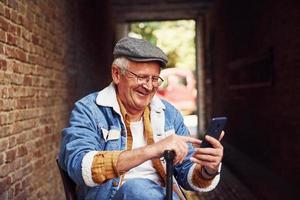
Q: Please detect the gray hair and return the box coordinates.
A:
[112,57,129,74]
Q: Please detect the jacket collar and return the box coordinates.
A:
[95,82,165,114]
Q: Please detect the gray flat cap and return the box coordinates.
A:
[113,36,168,67]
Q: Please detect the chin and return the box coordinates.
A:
[136,103,148,109]
[134,101,149,110]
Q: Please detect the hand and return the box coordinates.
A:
[190,131,225,174]
[150,134,201,165]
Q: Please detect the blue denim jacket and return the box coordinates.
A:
[59,83,220,200]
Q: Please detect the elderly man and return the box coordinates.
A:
[59,37,224,200]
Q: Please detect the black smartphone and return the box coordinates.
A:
[200,117,227,148]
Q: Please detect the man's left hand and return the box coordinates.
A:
[190,131,225,174]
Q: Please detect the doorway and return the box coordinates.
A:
[116,19,206,138]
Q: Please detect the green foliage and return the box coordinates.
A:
[130,22,159,45]
[129,20,195,70]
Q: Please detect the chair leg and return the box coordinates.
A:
[56,157,77,200]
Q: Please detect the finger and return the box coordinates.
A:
[196,160,219,170]
[190,156,221,171]
[171,143,187,164]
[176,141,189,164]
[190,157,212,166]
[163,136,189,164]
[174,150,182,164]
[194,148,220,157]
[219,131,225,141]
[190,157,220,170]
[190,157,202,164]
[180,136,202,145]
[205,135,223,149]
[193,154,220,163]
[192,142,201,148]
[193,148,223,165]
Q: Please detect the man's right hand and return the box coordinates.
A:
[148,134,201,165]
[116,134,201,174]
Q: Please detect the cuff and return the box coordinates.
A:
[187,163,221,192]
[81,151,99,187]
[91,151,123,184]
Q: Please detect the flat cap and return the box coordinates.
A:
[113,36,168,67]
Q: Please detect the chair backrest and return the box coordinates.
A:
[56,157,77,200]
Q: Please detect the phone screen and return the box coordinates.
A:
[200,117,227,148]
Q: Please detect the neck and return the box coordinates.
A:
[126,110,143,122]
[116,93,146,122]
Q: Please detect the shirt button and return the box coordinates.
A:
[113,181,119,187]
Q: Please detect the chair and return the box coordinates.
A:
[56,157,77,200]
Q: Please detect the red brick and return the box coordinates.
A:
[7,87,14,98]
[11,61,20,73]
[27,55,37,64]
[4,7,10,19]
[15,48,26,62]
[11,120,35,134]
[0,176,12,193]
[16,133,26,145]
[5,148,16,163]
[12,168,25,183]
[4,46,14,57]
[0,112,9,125]
[17,14,23,25]
[0,164,12,178]
[7,22,17,35]
[17,3,25,15]
[0,153,4,165]
[21,29,30,41]
[0,30,5,42]
[0,125,12,137]
[10,9,18,24]
[15,98,28,109]
[1,99,14,111]
[14,181,22,197]
[0,59,7,70]
[10,73,23,85]
[0,71,4,84]
[0,138,8,151]
[0,3,4,16]
[32,35,39,45]
[7,33,17,45]
[7,0,18,11]
[23,75,32,86]
[0,43,4,54]
[0,16,9,31]
[24,164,33,177]
[8,136,16,148]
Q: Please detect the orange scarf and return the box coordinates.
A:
[117,98,166,185]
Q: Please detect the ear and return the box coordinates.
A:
[111,64,121,84]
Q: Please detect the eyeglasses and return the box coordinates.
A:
[123,68,164,87]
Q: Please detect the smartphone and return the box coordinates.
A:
[200,117,227,148]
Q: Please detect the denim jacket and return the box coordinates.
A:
[59,83,220,200]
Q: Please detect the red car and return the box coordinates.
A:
[157,68,197,115]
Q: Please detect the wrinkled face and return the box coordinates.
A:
[112,60,161,115]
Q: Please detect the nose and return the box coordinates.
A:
[142,78,154,90]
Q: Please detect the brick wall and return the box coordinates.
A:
[0,0,114,199]
[206,0,300,198]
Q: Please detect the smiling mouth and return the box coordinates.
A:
[137,90,149,96]
[135,88,152,97]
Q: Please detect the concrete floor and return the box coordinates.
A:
[196,165,258,200]
[182,164,258,200]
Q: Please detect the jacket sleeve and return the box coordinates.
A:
[59,98,120,186]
